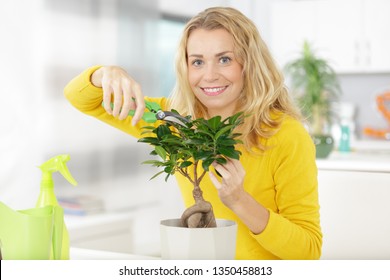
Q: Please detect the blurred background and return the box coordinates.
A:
[1,0,389,258]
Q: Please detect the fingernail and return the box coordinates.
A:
[214,168,222,177]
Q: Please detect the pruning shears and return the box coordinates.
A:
[103,99,189,127]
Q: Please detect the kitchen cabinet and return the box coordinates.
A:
[362,0,390,72]
[317,150,390,259]
[269,0,317,69]
[269,0,390,73]
[65,212,135,254]
[65,203,163,257]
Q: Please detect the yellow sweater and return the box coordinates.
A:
[64,66,322,260]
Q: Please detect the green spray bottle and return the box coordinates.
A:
[36,154,77,260]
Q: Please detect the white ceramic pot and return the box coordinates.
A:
[160,218,237,260]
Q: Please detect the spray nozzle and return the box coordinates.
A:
[39,154,77,188]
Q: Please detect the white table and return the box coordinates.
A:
[70,247,159,260]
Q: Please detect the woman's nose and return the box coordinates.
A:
[203,64,219,82]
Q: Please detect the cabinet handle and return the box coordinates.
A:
[365,41,371,67]
[354,40,360,66]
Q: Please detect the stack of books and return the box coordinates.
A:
[58,195,104,216]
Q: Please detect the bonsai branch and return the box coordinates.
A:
[177,168,195,185]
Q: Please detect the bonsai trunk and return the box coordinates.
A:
[180,185,217,228]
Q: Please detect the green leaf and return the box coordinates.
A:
[202,158,214,171]
[207,115,222,130]
[231,133,242,139]
[154,146,167,160]
[141,160,165,167]
[149,170,165,180]
[138,137,159,145]
[161,134,184,146]
[140,126,157,131]
[184,138,205,145]
[215,157,227,165]
[218,147,241,160]
[214,124,234,139]
[179,161,192,168]
[164,166,173,173]
[193,150,213,161]
[140,130,153,135]
[196,129,214,140]
[156,125,171,139]
[177,150,193,159]
[227,112,244,125]
[216,138,237,146]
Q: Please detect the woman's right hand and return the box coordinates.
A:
[91,66,145,125]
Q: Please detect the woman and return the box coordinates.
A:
[65,7,322,259]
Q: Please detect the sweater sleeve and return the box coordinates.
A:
[251,119,322,259]
[64,66,167,139]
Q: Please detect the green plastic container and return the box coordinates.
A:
[0,203,63,259]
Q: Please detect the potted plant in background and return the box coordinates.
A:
[285,41,342,158]
[138,111,244,259]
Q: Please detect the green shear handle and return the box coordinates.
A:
[102,99,189,126]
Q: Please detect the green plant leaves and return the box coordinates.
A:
[284,40,341,134]
[138,110,244,183]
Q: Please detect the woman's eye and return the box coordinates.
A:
[191,59,203,67]
[220,56,231,64]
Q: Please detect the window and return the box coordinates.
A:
[157,17,186,97]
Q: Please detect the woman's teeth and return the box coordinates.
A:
[202,86,226,96]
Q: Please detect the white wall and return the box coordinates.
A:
[0,0,45,208]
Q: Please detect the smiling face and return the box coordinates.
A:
[187,28,244,119]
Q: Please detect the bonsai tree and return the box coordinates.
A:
[138,111,244,228]
[284,41,342,136]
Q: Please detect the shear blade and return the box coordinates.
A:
[162,116,187,127]
[157,111,189,127]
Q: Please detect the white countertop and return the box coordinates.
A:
[65,210,137,230]
[316,149,390,173]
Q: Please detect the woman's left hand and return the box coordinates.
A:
[210,158,269,234]
[209,159,247,209]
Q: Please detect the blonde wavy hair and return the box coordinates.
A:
[168,7,302,151]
